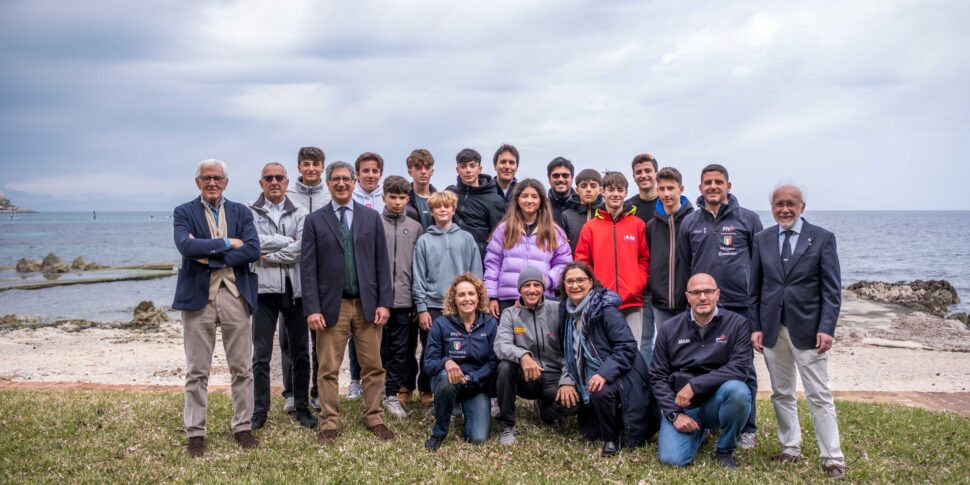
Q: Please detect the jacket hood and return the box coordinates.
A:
[587,287,623,318]
[593,201,638,222]
[353,184,384,199]
[694,193,740,217]
[249,193,299,214]
[548,188,581,205]
[382,207,407,222]
[454,174,498,194]
[425,223,462,235]
[292,178,324,195]
[654,196,693,220]
[578,196,604,211]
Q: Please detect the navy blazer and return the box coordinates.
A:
[300,202,392,326]
[172,197,260,313]
[750,219,841,350]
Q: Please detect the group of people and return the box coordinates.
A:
[172,145,846,479]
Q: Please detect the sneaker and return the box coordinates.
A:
[295,408,318,429]
[251,413,267,431]
[420,392,434,407]
[309,397,321,411]
[384,396,408,419]
[347,380,363,400]
[715,451,738,470]
[186,436,205,458]
[499,427,516,446]
[369,423,395,441]
[490,397,500,418]
[283,396,295,414]
[737,432,756,450]
[424,435,444,451]
[233,430,259,450]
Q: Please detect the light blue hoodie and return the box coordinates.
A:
[412,223,484,312]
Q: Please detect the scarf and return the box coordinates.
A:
[563,291,601,404]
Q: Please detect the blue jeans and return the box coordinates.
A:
[639,291,656,365]
[431,370,491,443]
[658,380,751,466]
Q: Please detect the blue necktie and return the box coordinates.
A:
[781,230,793,272]
[338,207,349,230]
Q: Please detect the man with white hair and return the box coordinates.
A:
[750,184,845,479]
[173,159,261,457]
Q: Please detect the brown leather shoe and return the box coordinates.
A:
[369,423,395,441]
[317,429,338,445]
[186,436,205,458]
[420,392,434,407]
[397,386,413,404]
[771,453,801,464]
[233,430,259,450]
[824,464,846,479]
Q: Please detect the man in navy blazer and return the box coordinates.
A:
[750,184,845,479]
[172,159,261,457]
[301,160,395,445]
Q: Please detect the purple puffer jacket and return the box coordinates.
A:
[484,222,573,300]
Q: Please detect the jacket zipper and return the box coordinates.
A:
[667,215,675,310]
[611,215,620,294]
[530,307,543,364]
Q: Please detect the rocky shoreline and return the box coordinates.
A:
[0,193,33,213]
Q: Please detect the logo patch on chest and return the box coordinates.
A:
[716,334,728,344]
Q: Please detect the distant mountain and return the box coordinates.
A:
[0,192,34,213]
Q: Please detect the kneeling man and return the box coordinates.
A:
[494,266,578,445]
[651,273,752,469]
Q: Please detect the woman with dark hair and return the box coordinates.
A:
[484,178,573,317]
[423,273,499,451]
[555,261,657,457]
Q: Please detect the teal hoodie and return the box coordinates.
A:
[411,223,484,312]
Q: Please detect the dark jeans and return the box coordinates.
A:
[406,308,442,393]
[640,291,656,365]
[431,370,491,442]
[582,380,626,443]
[495,360,578,430]
[658,380,751,465]
[284,322,320,400]
[252,293,309,416]
[380,308,413,397]
[723,304,757,434]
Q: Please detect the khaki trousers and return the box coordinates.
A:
[763,325,845,466]
[182,287,254,437]
[316,297,385,430]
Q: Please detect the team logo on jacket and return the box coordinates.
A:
[624,235,636,242]
[514,327,527,335]
[716,334,728,344]
[677,338,691,344]
[403,228,411,235]
[722,236,733,246]
[453,341,462,351]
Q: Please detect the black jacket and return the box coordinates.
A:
[645,196,695,311]
[548,188,581,230]
[560,196,603,252]
[650,308,753,417]
[447,175,508,259]
[559,288,658,445]
[406,184,437,230]
[677,194,763,307]
[626,194,658,227]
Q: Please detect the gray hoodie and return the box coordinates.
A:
[287,177,331,213]
[495,297,570,383]
[382,208,423,308]
[249,194,308,298]
[412,223,483,312]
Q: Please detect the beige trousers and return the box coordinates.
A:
[182,287,254,437]
[316,297,385,430]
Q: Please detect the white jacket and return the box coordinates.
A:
[249,194,308,298]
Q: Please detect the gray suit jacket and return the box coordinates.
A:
[300,202,392,326]
[750,219,841,350]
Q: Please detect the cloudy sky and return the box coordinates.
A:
[1,0,967,211]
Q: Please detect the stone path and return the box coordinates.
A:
[2,379,969,418]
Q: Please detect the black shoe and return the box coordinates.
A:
[602,441,620,457]
[424,435,444,451]
[715,451,738,470]
[251,413,267,431]
[186,436,205,458]
[294,409,318,429]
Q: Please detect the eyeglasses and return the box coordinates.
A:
[564,277,590,287]
[262,175,286,182]
[550,173,571,180]
[686,288,718,297]
[329,176,354,184]
[197,175,225,183]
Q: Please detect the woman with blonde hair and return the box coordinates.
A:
[484,178,573,317]
[423,273,499,451]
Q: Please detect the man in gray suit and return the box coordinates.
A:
[750,184,845,480]
[301,161,394,445]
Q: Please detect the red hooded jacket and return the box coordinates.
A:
[575,206,649,309]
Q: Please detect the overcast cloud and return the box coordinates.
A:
[1,0,968,211]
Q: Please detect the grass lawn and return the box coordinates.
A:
[1,389,968,483]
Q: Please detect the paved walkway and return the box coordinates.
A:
[2,379,969,418]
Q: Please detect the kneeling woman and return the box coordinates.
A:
[557,261,657,457]
[423,273,499,451]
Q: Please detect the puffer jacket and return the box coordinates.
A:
[646,196,694,312]
[249,194,308,298]
[677,194,763,307]
[495,297,566,379]
[446,174,508,259]
[286,177,330,213]
[382,208,423,308]
[483,222,573,300]
[558,288,658,445]
[574,204,650,309]
[406,184,438,230]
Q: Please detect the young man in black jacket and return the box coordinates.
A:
[446,148,507,260]
[560,169,603,252]
[645,167,694,329]
[651,273,752,470]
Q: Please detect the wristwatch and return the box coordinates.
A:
[666,411,680,422]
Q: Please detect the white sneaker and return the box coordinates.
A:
[738,432,757,450]
[499,427,516,446]
[490,398,500,418]
[283,396,295,414]
[347,380,363,400]
[384,396,408,419]
[309,397,321,411]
